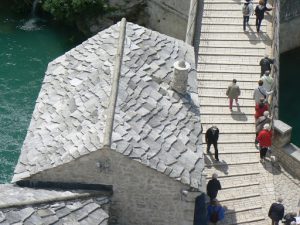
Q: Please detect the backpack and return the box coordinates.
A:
[242,5,250,15]
[210,207,220,223]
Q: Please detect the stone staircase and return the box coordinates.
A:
[198,0,275,224]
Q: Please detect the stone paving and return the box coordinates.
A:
[197,0,299,224]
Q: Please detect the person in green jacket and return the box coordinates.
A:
[226,79,241,111]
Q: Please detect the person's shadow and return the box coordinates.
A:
[205,153,229,175]
[230,110,248,121]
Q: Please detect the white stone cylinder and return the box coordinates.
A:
[171,60,190,94]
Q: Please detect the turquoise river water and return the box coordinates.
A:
[0,7,83,183]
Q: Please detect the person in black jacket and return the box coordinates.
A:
[205,126,219,161]
[268,197,285,225]
[255,0,273,33]
[207,173,222,201]
[259,54,274,76]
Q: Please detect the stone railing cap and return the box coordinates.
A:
[274,120,292,134]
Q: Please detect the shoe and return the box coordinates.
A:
[207,150,211,154]
[215,158,220,162]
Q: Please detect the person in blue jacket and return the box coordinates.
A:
[207,199,225,224]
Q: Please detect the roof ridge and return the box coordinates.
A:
[103,18,127,147]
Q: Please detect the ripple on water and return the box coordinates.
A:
[0,10,84,183]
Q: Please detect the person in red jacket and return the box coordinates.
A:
[257,123,272,163]
[255,97,269,121]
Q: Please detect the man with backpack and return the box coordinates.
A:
[260,54,274,76]
[207,199,225,224]
[242,0,253,31]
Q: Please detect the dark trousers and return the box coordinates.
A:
[264,0,268,6]
[271,220,279,225]
[207,141,219,160]
[256,17,263,32]
[260,147,268,159]
[243,16,249,31]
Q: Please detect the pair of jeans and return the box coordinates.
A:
[256,17,263,32]
[243,16,249,31]
[207,141,219,161]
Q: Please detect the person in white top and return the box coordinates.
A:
[261,70,274,92]
[253,80,273,104]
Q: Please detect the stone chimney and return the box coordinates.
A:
[171,60,190,94]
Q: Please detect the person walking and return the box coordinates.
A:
[242,0,254,31]
[261,70,273,92]
[207,173,222,201]
[255,110,272,144]
[257,123,272,163]
[268,197,285,225]
[207,199,225,225]
[255,97,269,121]
[255,0,273,33]
[260,54,274,76]
[226,79,241,111]
[253,80,273,104]
[205,126,220,161]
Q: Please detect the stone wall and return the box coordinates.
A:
[145,0,191,41]
[270,0,280,119]
[28,149,201,225]
[280,17,300,53]
[280,0,300,52]
[83,0,192,41]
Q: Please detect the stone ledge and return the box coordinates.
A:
[273,144,300,179]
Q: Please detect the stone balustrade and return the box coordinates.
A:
[273,120,300,179]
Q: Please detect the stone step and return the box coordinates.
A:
[200,32,269,41]
[204,163,260,176]
[201,24,262,32]
[197,72,260,82]
[204,173,260,188]
[198,47,264,57]
[202,17,267,26]
[198,63,261,73]
[200,101,255,108]
[199,40,266,48]
[204,0,259,3]
[202,121,255,133]
[203,133,256,143]
[198,88,255,98]
[219,192,260,202]
[203,4,254,11]
[198,93,254,100]
[218,185,261,200]
[198,56,260,66]
[200,106,255,115]
[219,214,265,225]
[199,80,257,89]
[202,10,253,18]
[221,181,260,190]
[201,114,255,123]
[202,142,258,151]
[205,155,258,166]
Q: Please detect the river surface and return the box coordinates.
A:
[0,6,83,183]
[280,48,300,147]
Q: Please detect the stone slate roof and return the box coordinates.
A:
[13,22,203,189]
[0,184,109,225]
